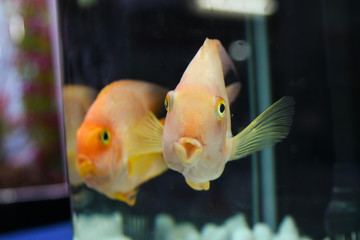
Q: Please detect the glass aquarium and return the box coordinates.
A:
[58,0,360,239]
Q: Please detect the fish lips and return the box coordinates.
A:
[77,154,96,178]
[173,137,203,166]
[77,154,109,180]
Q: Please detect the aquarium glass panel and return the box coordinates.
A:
[58,0,360,239]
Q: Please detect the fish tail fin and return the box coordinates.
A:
[127,111,164,157]
[229,96,295,161]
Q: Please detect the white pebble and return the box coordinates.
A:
[231,227,253,240]
[153,213,313,240]
[273,216,300,240]
[73,213,131,240]
[278,216,299,235]
[253,223,273,240]
[166,223,201,240]
[224,213,249,233]
[201,223,229,240]
[154,214,175,240]
[201,223,218,239]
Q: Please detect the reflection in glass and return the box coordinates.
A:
[0,0,67,203]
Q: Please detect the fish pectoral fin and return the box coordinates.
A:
[185,179,210,191]
[229,96,295,161]
[226,82,241,105]
[128,152,168,181]
[112,189,139,206]
[127,111,164,157]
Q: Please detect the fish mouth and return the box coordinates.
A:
[77,154,96,178]
[174,137,203,165]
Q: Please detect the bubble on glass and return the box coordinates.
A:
[228,40,251,61]
[9,14,25,44]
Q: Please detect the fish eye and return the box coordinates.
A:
[164,93,171,112]
[99,129,111,145]
[216,98,226,119]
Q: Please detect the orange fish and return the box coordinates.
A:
[76,80,168,206]
[130,38,294,191]
[63,85,97,186]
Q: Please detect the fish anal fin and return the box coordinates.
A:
[226,82,241,105]
[185,179,210,191]
[112,189,138,206]
[229,96,295,161]
[128,152,168,181]
[127,111,164,157]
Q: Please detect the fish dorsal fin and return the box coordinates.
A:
[127,111,164,157]
[128,152,168,179]
[181,38,239,92]
[214,39,239,79]
[229,96,295,161]
[226,82,241,105]
[201,38,239,80]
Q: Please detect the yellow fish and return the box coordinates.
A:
[76,80,168,206]
[130,38,294,191]
[63,85,97,186]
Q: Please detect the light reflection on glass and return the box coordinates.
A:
[9,14,25,44]
[194,0,277,16]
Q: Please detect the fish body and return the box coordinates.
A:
[162,39,237,189]
[132,38,294,191]
[76,80,168,205]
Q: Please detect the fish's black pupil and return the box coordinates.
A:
[220,103,225,113]
[103,132,108,141]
